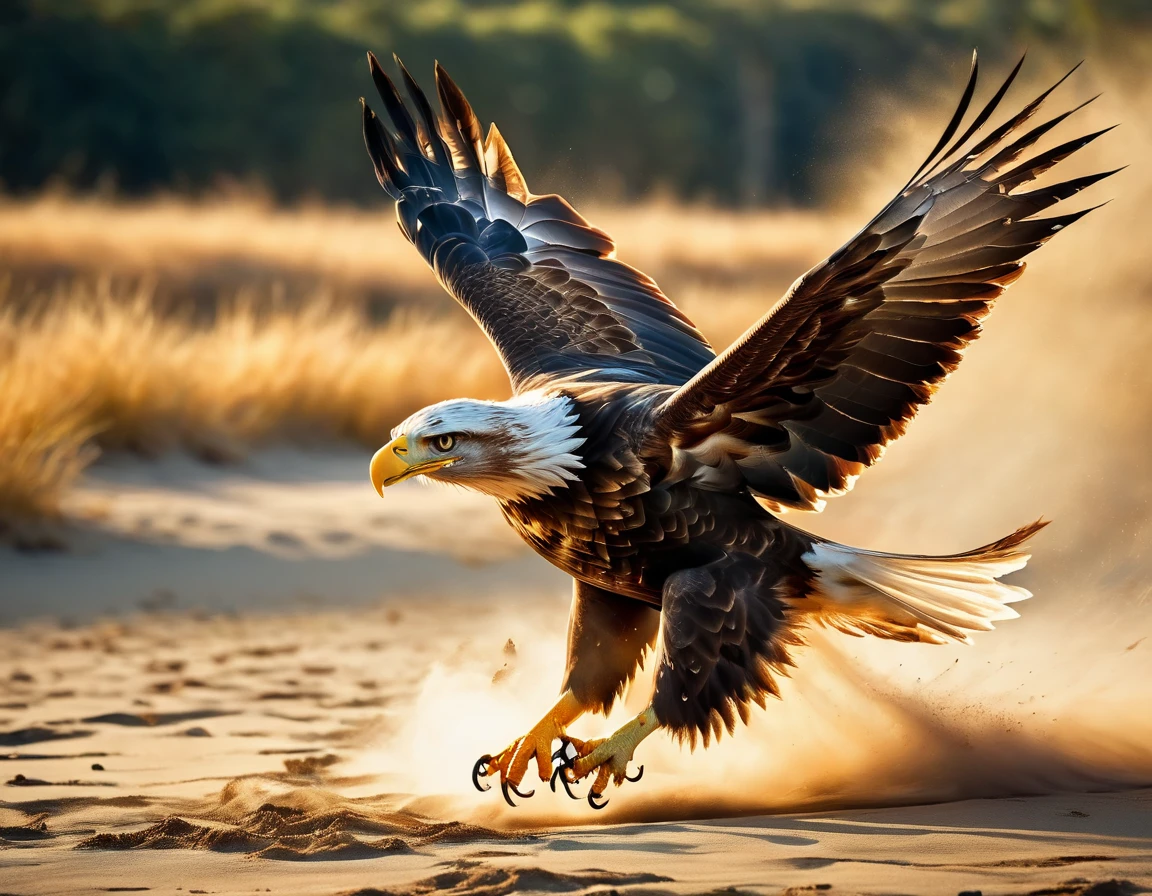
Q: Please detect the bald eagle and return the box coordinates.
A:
[363,52,1112,809]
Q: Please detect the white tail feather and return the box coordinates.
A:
[801,522,1045,645]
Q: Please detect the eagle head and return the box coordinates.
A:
[369,392,586,502]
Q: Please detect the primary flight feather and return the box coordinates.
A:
[361,51,1113,809]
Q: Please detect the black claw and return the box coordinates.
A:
[501,778,534,807]
[588,789,609,810]
[472,755,492,792]
[550,738,583,799]
[625,764,644,783]
[550,765,580,800]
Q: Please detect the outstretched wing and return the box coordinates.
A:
[649,53,1117,512]
[361,54,715,391]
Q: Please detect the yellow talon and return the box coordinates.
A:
[477,690,584,790]
[570,706,658,791]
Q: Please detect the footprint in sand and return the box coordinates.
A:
[266,531,304,551]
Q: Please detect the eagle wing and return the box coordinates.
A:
[361,54,716,392]
[650,53,1117,512]
[655,554,803,746]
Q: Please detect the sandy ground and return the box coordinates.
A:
[1,597,1150,896]
[1,450,560,622]
[2,448,1152,895]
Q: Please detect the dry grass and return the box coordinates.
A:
[0,279,506,535]
[0,196,834,536]
[0,359,98,538]
[0,195,433,298]
[0,194,835,297]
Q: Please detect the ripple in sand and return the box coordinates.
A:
[76,795,529,862]
[0,816,51,842]
[7,773,115,787]
[0,751,111,761]
[342,860,673,896]
[282,753,341,775]
[0,727,93,746]
[80,710,234,728]
[77,814,414,860]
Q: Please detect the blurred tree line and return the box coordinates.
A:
[1,0,1148,207]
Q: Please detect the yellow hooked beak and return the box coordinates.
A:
[369,435,459,496]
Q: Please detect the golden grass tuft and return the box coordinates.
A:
[0,278,508,533]
[0,362,98,536]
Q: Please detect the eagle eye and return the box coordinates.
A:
[432,433,457,453]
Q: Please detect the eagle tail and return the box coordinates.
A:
[800,520,1047,645]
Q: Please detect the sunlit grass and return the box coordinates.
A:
[0,357,98,539]
[0,194,834,306]
[0,277,507,535]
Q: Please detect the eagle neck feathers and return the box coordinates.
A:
[492,391,587,502]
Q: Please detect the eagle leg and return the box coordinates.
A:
[562,705,659,807]
[472,689,585,795]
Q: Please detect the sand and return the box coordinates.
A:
[1,449,559,622]
[1,593,1150,896]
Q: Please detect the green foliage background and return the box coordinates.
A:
[2,0,1147,206]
